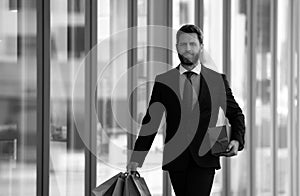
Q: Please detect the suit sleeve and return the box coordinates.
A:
[222,74,245,151]
[129,76,165,167]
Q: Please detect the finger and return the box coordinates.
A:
[226,143,233,152]
[225,152,235,157]
[126,166,132,172]
[232,144,238,155]
[226,150,238,157]
[223,148,236,157]
[222,152,233,157]
[127,164,136,172]
[233,148,238,155]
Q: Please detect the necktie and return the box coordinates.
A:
[183,71,194,112]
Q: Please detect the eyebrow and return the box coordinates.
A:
[178,41,197,44]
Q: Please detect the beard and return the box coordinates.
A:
[178,52,200,66]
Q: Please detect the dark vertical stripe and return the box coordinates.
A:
[247,0,256,195]
[223,1,232,196]
[270,0,278,195]
[195,0,204,30]
[164,2,173,195]
[37,0,50,196]
[289,0,295,195]
[127,0,138,158]
[85,0,97,195]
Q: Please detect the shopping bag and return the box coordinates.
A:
[208,125,231,156]
[123,174,140,196]
[93,172,122,196]
[208,107,232,156]
[131,172,151,196]
[112,173,127,196]
[124,172,151,196]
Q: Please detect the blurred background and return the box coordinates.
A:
[0,0,299,196]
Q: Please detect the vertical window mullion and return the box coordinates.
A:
[222,1,231,196]
[271,0,278,195]
[127,0,137,159]
[289,0,296,195]
[84,0,97,195]
[164,1,173,195]
[37,0,51,196]
[247,0,256,195]
[296,0,300,195]
[195,0,204,30]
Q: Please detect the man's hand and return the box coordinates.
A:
[126,162,139,173]
[222,140,239,157]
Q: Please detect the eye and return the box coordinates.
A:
[179,43,187,47]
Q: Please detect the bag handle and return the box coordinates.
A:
[125,171,140,178]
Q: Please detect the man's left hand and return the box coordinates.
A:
[221,140,239,157]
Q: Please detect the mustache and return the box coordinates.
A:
[183,52,193,56]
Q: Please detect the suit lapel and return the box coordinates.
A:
[193,65,209,111]
[198,73,207,106]
[164,67,181,101]
[173,66,181,102]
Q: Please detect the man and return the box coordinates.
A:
[127,24,245,195]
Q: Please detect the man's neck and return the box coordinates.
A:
[181,61,200,71]
[181,64,196,71]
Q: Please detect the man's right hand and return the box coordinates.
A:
[126,162,139,173]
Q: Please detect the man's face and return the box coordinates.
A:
[176,33,202,66]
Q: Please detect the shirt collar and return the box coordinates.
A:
[179,61,201,75]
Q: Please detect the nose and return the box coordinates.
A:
[186,43,191,51]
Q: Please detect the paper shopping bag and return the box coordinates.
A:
[112,173,127,196]
[93,172,122,196]
[123,174,140,196]
[124,172,151,196]
[208,125,231,156]
[131,174,151,196]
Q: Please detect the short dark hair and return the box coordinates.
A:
[176,24,203,45]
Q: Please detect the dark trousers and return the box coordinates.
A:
[168,159,215,196]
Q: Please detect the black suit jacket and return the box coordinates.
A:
[130,65,245,171]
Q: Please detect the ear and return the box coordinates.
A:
[200,44,204,52]
[176,43,179,52]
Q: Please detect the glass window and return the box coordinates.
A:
[0,0,37,195]
[96,0,128,185]
[294,3,299,196]
[172,0,195,29]
[276,0,291,195]
[230,0,249,195]
[255,0,272,195]
[203,1,223,195]
[136,1,164,195]
[49,0,86,195]
[203,0,223,72]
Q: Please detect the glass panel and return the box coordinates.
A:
[276,0,290,195]
[230,0,249,195]
[172,0,195,29]
[203,0,223,72]
[0,0,37,195]
[295,3,300,196]
[49,0,85,195]
[203,0,223,195]
[96,0,128,185]
[172,0,195,67]
[255,0,272,195]
[136,1,164,195]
